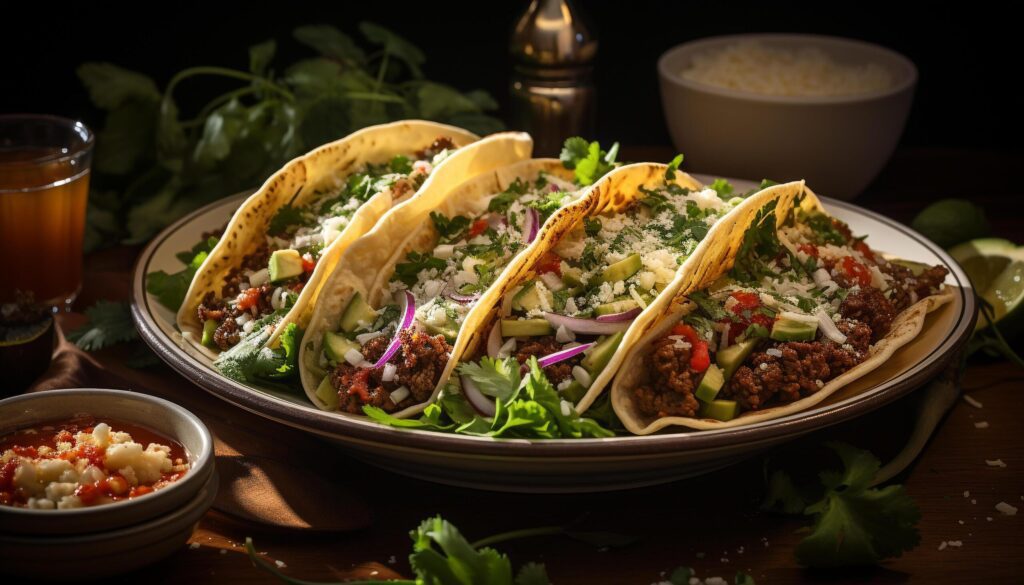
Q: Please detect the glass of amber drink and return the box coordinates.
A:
[0,115,94,311]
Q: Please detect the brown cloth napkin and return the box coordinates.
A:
[29,314,372,533]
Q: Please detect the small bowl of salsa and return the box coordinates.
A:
[0,388,214,536]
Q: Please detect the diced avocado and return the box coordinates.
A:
[512,281,553,312]
[716,338,759,380]
[699,399,739,421]
[581,331,625,375]
[770,317,818,342]
[425,322,459,342]
[562,266,585,288]
[695,363,725,403]
[269,249,304,283]
[600,253,642,284]
[315,375,339,409]
[201,319,218,348]
[595,299,639,316]
[323,331,361,363]
[560,381,588,403]
[340,292,379,333]
[501,318,553,337]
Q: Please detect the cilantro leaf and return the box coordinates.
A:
[147,236,218,311]
[76,63,160,110]
[526,191,571,220]
[729,200,781,284]
[688,291,727,321]
[488,179,528,213]
[267,204,307,236]
[431,212,471,242]
[709,178,734,200]
[393,251,446,286]
[456,357,521,402]
[410,516,514,585]
[359,22,426,78]
[665,154,684,181]
[214,311,304,386]
[67,301,139,351]
[364,403,455,431]
[292,24,365,64]
[584,217,602,237]
[559,137,619,186]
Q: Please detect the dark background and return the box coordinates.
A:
[1,1,1018,151]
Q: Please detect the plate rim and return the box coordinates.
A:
[130,188,977,458]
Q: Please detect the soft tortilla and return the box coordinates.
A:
[177,120,483,359]
[297,152,593,417]
[611,187,956,434]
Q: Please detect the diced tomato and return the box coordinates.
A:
[55,430,74,445]
[469,218,489,238]
[130,485,154,498]
[76,482,100,505]
[290,282,305,292]
[11,446,37,458]
[77,444,105,468]
[853,239,875,262]
[236,287,262,311]
[838,256,873,287]
[301,257,316,273]
[106,475,129,497]
[668,324,710,372]
[729,291,760,313]
[797,244,819,258]
[534,251,562,275]
[347,369,372,402]
[0,460,17,491]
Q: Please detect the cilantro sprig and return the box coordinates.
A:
[67,301,139,351]
[146,235,219,311]
[559,137,619,186]
[762,442,921,568]
[78,23,504,250]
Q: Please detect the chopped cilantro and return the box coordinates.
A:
[67,301,139,351]
[709,178,734,200]
[430,211,471,242]
[559,137,619,186]
[393,251,446,286]
[800,210,849,246]
[389,154,413,174]
[527,191,571,220]
[665,154,684,180]
[688,291,727,320]
[730,201,781,284]
[583,217,602,237]
[146,236,219,311]
[487,179,527,213]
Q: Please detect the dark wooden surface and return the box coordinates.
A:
[75,147,1024,583]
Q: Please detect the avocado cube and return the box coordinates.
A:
[269,249,304,283]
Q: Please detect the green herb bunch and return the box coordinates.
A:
[78,23,504,250]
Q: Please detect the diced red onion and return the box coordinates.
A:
[449,291,481,303]
[372,291,416,368]
[594,307,642,323]
[460,375,496,416]
[543,312,631,335]
[816,309,847,344]
[486,320,503,358]
[537,341,595,369]
[523,208,540,243]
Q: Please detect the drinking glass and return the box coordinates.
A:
[0,115,94,311]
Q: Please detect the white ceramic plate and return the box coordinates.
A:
[131,176,975,492]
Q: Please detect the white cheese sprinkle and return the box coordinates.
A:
[389,386,410,404]
[344,348,365,366]
[974,421,989,429]
[986,459,1007,468]
[962,395,983,408]
[996,502,1018,516]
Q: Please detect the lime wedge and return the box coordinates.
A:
[950,238,1024,333]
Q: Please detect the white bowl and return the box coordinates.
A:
[0,388,215,536]
[658,33,917,199]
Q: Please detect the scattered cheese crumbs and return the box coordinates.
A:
[996,502,1018,516]
[720,557,729,564]
[275,560,287,569]
[963,490,970,498]
[948,541,963,548]
[962,395,983,408]
[974,421,989,429]
[972,499,977,504]
[938,541,948,551]
[986,459,1007,468]
[189,543,201,550]
[958,520,965,525]
[986,517,993,521]
[219,549,227,555]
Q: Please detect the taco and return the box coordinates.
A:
[611,185,954,434]
[299,153,596,417]
[176,121,520,368]
[431,164,798,433]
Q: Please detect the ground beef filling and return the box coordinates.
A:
[839,287,897,343]
[330,329,451,414]
[416,136,455,160]
[632,319,873,418]
[514,335,577,383]
[633,338,702,418]
[221,244,272,299]
[878,261,949,311]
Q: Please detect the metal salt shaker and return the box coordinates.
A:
[509,0,597,156]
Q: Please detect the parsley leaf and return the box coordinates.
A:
[457,357,521,402]
[67,301,139,351]
[488,179,528,214]
[430,211,471,242]
[559,137,619,186]
[393,251,446,286]
[267,204,306,236]
[526,191,571,220]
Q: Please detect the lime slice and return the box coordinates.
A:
[950,238,1024,333]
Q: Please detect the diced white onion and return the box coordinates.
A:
[344,348,365,366]
[497,337,517,358]
[390,386,410,404]
[766,347,783,357]
[571,365,592,388]
[555,324,576,343]
[779,310,819,324]
[560,400,574,417]
[812,268,833,288]
[433,244,454,259]
[235,313,252,326]
[271,287,286,310]
[356,331,384,345]
[249,268,270,287]
[816,309,848,344]
[869,265,889,289]
[628,286,648,310]
[242,320,256,334]
[718,321,730,352]
[539,272,564,292]
[382,363,398,382]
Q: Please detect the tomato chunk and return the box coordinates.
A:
[468,219,489,238]
[236,287,262,311]
[798,244,819,258]
[838,256,873,287]
[534,251,562,275]
[668,324,711,372]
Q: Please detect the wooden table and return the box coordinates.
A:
[74,147,1024,583]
